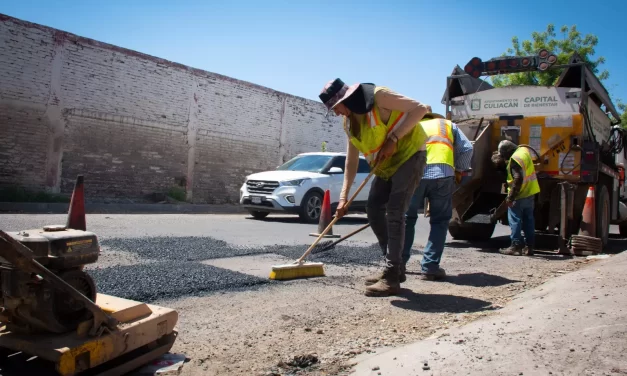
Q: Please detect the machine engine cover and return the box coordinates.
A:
[0,226,100,333]
[1,226,100,269]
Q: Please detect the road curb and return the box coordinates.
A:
[0,202,246,214]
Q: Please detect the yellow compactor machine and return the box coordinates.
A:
[0,176,179,375]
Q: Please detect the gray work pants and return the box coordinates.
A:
[367,150,427,269]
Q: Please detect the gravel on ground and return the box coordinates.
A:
[0,214,619,376]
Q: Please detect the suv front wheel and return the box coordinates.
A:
[248,210,269,220]
[299,191,323,224]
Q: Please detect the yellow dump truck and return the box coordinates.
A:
[443,50,625,253]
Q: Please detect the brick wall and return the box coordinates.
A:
[0,14,345,204]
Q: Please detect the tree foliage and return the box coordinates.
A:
[491,24,609,87]
[616,102,627,127]
[491,24,626,127]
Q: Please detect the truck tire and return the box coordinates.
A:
[596,184,610,247]
[248,210,269,220]
[448,221,495,241]
[299,191,323,224]
[619,222,627,237]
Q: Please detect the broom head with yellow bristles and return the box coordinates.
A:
[269,168,376,281]
[269,261,325,280]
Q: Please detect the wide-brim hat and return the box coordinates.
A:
[319,78,359,116]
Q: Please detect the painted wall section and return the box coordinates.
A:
[0,13,344,203]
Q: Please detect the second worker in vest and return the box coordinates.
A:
[492,140,541,256]
[318,78,430,297]
[398,112,474,281]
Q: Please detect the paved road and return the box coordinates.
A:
[0,212,513,246]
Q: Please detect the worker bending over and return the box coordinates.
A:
[401,112,473,281]
[492,140,540,256]
[318,78,429,297]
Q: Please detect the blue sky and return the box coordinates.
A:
[2,0,626,115]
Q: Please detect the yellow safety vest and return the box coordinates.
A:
[507,147,540,200]
[343,86,428,180]
[422,118,454,168]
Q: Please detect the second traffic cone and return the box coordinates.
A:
[309,190,341,238]
[66,175,87,231]
[578,185,596,237]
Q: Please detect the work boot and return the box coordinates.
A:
[499,244,523,256]
[364,266,401,297]
[523,246,535,256]
[364,270,385,286]
[420,267,446,281]
[365,264,406,286]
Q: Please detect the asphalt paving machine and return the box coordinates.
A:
[443,50,626,255]
[0,176,179,375]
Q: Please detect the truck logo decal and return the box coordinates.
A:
[524,96,558,108]
[484,99,518,109]
[471,99,481,111]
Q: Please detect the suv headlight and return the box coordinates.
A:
[282,178,309,186]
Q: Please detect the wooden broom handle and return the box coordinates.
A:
[296,169,376,263]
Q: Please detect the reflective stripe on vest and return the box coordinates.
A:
[343,86,428,180]
[363,111,408,163]
[422,118,454,168]
[506,147,540,200]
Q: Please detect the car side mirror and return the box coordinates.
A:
[328,167,343,174]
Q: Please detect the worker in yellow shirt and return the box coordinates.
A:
[318,78,429,297]
[492,140,540,256]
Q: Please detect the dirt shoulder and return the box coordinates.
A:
[164,245,591,376]
[352,251,627,375]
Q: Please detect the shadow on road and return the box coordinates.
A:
[448,233,627,257]
[445,235,509,250]
[605,235,627,254]
[391,291,492,313]
[443,272,520,287]
[245,215,369,225]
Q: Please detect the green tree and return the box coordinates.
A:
[616,102,627,127]
[491,24,609,87]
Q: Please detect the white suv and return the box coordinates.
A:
[239,152,372,223]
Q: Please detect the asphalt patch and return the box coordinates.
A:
[89,261,268,302]
[100,236,420,266]
[270,243,389,266]
[93,236,423,302]
[100,237,250,262]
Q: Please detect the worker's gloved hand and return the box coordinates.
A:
[455,171,462,185]
[336,199,348,219]
[375,139,396,164]
[506,198,514,208]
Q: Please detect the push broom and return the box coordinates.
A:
[311,223,370,255]
[269,168,376,281]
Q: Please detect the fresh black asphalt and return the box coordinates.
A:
[90,236,423,302]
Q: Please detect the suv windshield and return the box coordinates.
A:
[277,155,333,173]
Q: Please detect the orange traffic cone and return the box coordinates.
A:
[66,175,87,231]
[309,190,341,238]
[578,185,596,237]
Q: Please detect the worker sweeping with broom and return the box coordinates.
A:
[317,78,430,297]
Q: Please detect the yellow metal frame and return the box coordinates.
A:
[0,294,178,376]
[491,114,583,180]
